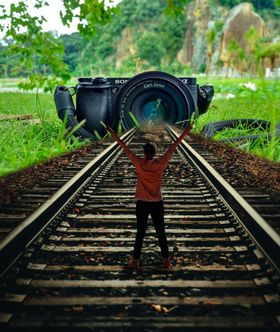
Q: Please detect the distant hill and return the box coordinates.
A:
[65,0,280,77]
[0,0,279,78]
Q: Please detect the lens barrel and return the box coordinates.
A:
[114,71,196,129]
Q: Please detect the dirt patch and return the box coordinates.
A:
[191,135,280,195]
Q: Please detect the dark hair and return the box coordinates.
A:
[143,142,156,158]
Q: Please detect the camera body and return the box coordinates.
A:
[55,71,214,139]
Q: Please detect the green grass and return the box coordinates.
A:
[195,78,280,162]
[0,77,279,177]
[0,92,88,176]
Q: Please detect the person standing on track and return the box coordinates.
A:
[105,125,193,270]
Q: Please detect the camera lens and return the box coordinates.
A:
[142,99,167,121]
[131,90,178,124]
[114,71,196,129]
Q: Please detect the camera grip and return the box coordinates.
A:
[76,87,113,136]
[197,84,214,115]
[54,86,76,120]
[54,86,97,140]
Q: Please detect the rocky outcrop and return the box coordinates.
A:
[178,0,228,71]
[219,2,264,68]
[178,0,210,70]
[115,27,136,69]
[177,1,195,65]
[178,1,265,75]
[111,0,275,76]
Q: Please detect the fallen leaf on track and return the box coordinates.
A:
[151,304,178,313]
[64,305,84,312]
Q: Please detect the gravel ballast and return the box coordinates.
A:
[0,135,279,206]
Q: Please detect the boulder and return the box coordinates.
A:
[178,0,228,72]
[219,2,264,67]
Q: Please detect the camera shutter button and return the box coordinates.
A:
[93,77,108,85]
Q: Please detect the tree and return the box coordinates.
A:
[158,13,186,65]
[257,42,280,73]
[206,28,216,74]
[164,0,191,16]
[216,0,276,9]
[136,31,165,68]
[251,0,276,10]
[218,0,242,7]
[131,0,165,24]
[0,1,70,91]
[60,0,117,37]
[0,0,197,89]
[60,33,87,73]
[0,41,21,78]
[225,39,246,76]
[242,25,262,74]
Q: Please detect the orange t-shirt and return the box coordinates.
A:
[128,156,167,202]
[113,132,186,202]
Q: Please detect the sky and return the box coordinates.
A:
[0,0,121,37]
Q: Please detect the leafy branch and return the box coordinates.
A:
[0,0,70,92]
[164,0,190,16]
[60,0,118,37]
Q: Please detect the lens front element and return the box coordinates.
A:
[114,71,196,130]
[142,98,167,121]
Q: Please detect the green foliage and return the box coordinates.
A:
[74,0,187,75]
[0,41,22,78]
[1,77,279,177]
[164,0,190,16]
[214,20,224,32]
[217,0,242,7]
[0,1,70,91]
[226,38,247,73]
[251,0,276,10]
[137,31,165,67]
[161,60,192,76]
[198,63,207,73]
[60,0,117,36]
[60,33,87,73]
[157,13,186,64]
[207,29,216,45]
[195,78,280,162]
[1,0,280,81]
[131,0,166,24]
[257,42,280,58]
[215,0,276,9]
[0,92,87,176]
[93,27,115,59]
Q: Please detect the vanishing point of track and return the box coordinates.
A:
[0,125,279,331]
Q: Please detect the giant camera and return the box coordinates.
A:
[54,71,214,140]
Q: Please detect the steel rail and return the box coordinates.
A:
[167,125,280,273]
[0,128,136,277]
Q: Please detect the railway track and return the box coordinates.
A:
[0,144,109,242]
[187,139,280,235]
[0,126,279,331]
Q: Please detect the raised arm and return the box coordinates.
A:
[160,125,193,168]
[105,127,139,166]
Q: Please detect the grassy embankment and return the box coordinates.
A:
[196,77,280,162]
[0,77,279,177]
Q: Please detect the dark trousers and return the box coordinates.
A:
[133,200,169,259]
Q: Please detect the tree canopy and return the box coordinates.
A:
[0,0,279,88]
